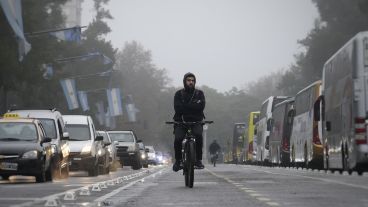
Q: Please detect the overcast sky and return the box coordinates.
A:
[82,0,319,92]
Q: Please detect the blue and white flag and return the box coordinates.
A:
[60,79,79,110]
[126,95,139,122]
[50,27,81,43]
[95,101,105,126]
[78,91,89,111]
[102,54,112,65]
[0,0,31,61]
[105,108,116,129]
[106,88,123,116]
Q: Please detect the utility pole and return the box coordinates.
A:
[202,124,208,164]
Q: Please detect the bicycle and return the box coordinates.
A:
[210,152,219,167]
[166,120,213,188]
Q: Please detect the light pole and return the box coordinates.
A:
[203,124,208,164]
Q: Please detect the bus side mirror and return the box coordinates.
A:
[326,121,331,131]
[314,99,321,122]
[267,119,273,131]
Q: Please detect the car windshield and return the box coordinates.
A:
[0,122,37,141]
[66,124,90,141]
[108,132,134,142]
[39,118,57,139]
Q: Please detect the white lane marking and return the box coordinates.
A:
[247,167,368,190]
[240,187,249,190]
[244,190,256,193]
[11,169,160,207]
[267,202,280,206]
[257,197,271,201]
[94,169,164,202]
[0,198,38,201]
[249,193,263,197]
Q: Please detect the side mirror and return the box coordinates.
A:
[104,142,111,147]
[145,148,149,153]
[265,136,270,150]
[326,121,331,131]
[95,135,103,141]
[114,140,119,145]
[267,119,273,131]
[41,137,52,145]
[137,140,142,143]
[61,132,69,140]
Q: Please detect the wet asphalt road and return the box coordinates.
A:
[0,164,368,207]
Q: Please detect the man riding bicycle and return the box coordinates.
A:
[209,140,221,164]
[172,72,206,172]
[209,139,221,156]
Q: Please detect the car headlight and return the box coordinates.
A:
[81,145,92,155]
[107,147,112,153]
[97,149,102,156]
[127,146,135,152]
[22,150,38,159]
[141,154,146,159]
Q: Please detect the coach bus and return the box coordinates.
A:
[290,80,323,169]
[245,111,260,162]
[322,31,368,174]
[232,123,246,163]
[269,98,295,166]
[256,96,290,164]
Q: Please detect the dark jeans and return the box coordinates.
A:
[174,124,203,161]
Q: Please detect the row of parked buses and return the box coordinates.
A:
[0,109,162,183]
[234,31,368,175]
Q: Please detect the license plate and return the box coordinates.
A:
[73,158,82,161]
[0,162,18,171]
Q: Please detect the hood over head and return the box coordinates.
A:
[183,72,196,91]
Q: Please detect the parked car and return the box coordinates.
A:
[8,109,70,179]
[107,130,142,170]
[145,146,157,165]
[97,130,117,172]
[0,117,53,182]
[63,115,104,176]
[138,141,149,168]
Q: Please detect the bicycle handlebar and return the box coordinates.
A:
[165,121,214,125]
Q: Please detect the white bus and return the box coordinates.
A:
[290,80,323,169]
[269,99,294,166]
[322,31,368,174]
[256,96,290,164]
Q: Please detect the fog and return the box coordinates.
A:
[82,0,319,92]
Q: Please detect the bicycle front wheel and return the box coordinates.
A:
[187,141,195,188]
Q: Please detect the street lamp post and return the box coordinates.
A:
[203,124,208,164]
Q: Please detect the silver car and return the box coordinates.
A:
[97,131,118,171]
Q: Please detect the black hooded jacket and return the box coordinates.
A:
[173,73,205,122]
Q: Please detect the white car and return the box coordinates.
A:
[63,115,104,176]
[145,146,157,165]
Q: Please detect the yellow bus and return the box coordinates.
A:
[246,111,260,162]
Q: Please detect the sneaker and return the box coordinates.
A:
[195,160,205,169]
[173,161,182,172]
